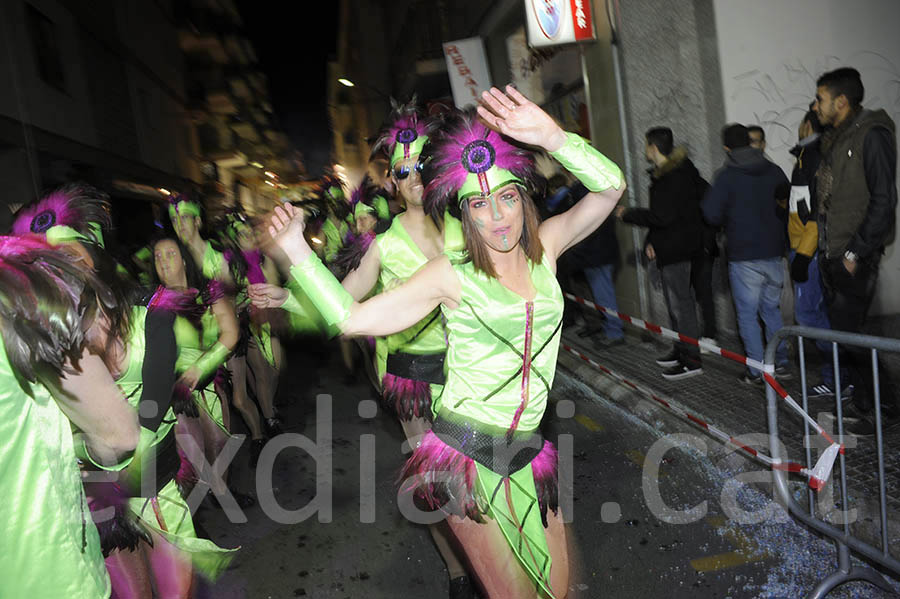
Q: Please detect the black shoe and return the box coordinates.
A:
[577,326,602,338]
[845,417,876,436]
[829,399,870,422]
[448,576,476,599]
[661,362,703,381]
[264,417,284,437]
[807,382,854,399]
[249,438,266,468]
[656,349,680,368]
[774,365,794,381]
[740,373,764,387]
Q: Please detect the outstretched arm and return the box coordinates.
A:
[477,85,625,262]
[266,203,459,337]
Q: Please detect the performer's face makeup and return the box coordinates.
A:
[392,154,424,207]
[153,239,187,288]
[467,184,523,252]
[171,212,201,244]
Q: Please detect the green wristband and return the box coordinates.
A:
[550,131,624,192]
[192,341,230,382]
[289,253,353,327]
[280,290,306,315]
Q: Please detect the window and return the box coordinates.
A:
[26,4,66,92]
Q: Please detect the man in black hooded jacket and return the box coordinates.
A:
[616,127,706,380]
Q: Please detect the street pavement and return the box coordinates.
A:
[191,340,900,598]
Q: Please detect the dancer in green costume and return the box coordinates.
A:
[265,87,625,598]
[217,210,286,467]
[12,186,237,596]
[150,235,255,509]
[0,233,139,599]
[251,100,474,596]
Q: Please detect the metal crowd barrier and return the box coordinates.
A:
[765,325,900,598]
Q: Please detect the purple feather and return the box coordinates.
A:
[424,109,535,222]
[11,184,111,241]
[370,98,437,161]
[531,440,559,525]
[147,285,203,319]
[398,430,482,521]
[331,230,375,277]
[84,480,152,556]
[243,250,265,285]
[204,279,227,304]
[399,431,559,525]
[381,372,432,421]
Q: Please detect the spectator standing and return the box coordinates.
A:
[748,125,767,152]
[786,109,849,398]
[616,127,705,380]
[702,124,791,384]
[813,67,898,434]
[555,181,625,349]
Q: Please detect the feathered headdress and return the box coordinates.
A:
[423,109,536,222]
[0,235,115,382]
[348,176,390,222]
[370,97,436,167]
[12,183,111,247]
[316,174,346,206]
[167,193,202,223]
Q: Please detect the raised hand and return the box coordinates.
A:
[248,283,289,309]
[266,202,312,264]
[477,85,567,152]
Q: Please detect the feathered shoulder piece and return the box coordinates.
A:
[0,235,115,381]
[370,96,436,167]
[146,285,204,322]
[315,174,346,206]
[348,176,390,220]
[12,183,111,247]
[423,108,536,223]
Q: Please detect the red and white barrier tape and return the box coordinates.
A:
[562,343,810,479]
[562,292,845,491]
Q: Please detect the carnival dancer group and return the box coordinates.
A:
[1,85,623,598]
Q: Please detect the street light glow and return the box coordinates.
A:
[250,161,264,169]
[264,180,275,187]
[338,78,355,87]
[157,188,171,196]
[264,170,277,179]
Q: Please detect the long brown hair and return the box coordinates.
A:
[460,186,543,278]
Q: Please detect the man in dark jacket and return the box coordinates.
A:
[813,67,898,434]
[786,109,849,398]
[616,127,705,380]
[702,124,791,384]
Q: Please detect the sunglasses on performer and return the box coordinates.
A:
[393,160,425,180]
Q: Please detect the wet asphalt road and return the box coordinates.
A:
[192,342,897,598]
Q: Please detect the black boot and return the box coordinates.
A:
[264,417,284,438]
[448,575,477,599]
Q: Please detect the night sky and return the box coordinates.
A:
[236,1,339,176]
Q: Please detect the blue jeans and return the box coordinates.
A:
[728,258,787,376]
[789,251,837,386]
[584,264,624,340]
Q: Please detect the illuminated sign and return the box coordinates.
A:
[525,0,596,47]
